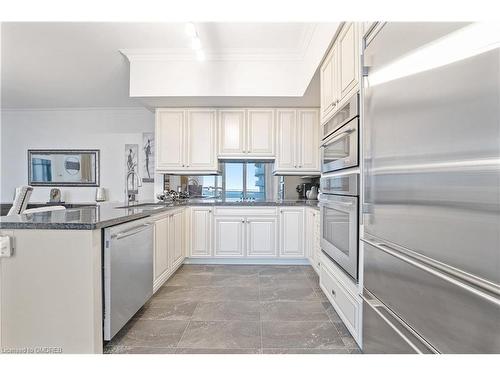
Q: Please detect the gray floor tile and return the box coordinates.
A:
[111,319,188,348]
[165,273,214,287]
[104,345,176,354]
[263,348,350,354]
[178,321,261,349]
[260,285,318,302]
[211,274,260,287]
[176,348,262,354]
[341,336,360,349]
[210,265,263,276]
[322,302,343,323]
[259,276,311,289]
[258,266,309,277]
[260,301,330,321]
[135,300,198,320]
[262,321,345,349]
[204,286,260,301]
[192,301,261,321]
[314,287,330,302]
[334,322,353,338]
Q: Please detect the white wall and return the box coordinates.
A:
[0,107,160,203]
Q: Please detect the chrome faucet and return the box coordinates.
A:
[125,169,142,204]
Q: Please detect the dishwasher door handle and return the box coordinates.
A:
[112,223,152,240]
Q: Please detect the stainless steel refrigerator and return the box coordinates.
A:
[361,22,500,354]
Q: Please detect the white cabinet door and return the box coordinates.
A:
[156,109,185,171]
[154,216,169,281]
[214,217,245,257]
[218,110,246,157]
[190,207,213,257]
[275,109,297,171]
[339,22,359,100]
[186,109,217,171]
[297,109,320,172]
[305,208,315,264]
[279,208,305,257]
[247,109,275,157]
[320,50,334,120]
[246,216,278,257]
[169,209,184,268]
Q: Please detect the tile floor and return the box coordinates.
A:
[104,265,361,354]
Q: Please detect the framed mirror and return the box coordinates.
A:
[28,149,100,187]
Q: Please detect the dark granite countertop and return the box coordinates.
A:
[0,199,319,230]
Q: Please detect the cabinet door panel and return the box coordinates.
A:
[214,217,245,257]
[156,110,184,170]
[190,207,212,257]
[219,110,246,156]
[154,217,169,280]
[170,210,184,267]
[246,217,278,257]
[279,208,305,257]
[298,109,320,171]
[186,109,217,170]
[247,109,275,156]
[339,23,359,99]
[321,51,334,119]
[275,110,296,170]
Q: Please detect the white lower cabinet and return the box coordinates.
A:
[154,215,170,281]
[305,207,321,273]
[320,252,362,345]
[214,216,245,257]
[246,216,278,257]
[279,207,305,257]
[153,208,186,292]
[189,207,213,257]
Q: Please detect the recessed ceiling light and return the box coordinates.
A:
[185,22,197,38]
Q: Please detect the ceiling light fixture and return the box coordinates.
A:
[185,22,205,62]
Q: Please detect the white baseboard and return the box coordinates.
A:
[152,260,184,294]
[184,257,310,265]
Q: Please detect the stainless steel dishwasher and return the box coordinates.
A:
[103,217,154,340]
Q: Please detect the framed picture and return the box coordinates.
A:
[125,144,139,193]
[142,132,154,183]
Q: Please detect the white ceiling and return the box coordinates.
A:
[1,22,337,109]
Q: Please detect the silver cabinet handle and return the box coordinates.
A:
[331,289,336,297]
[321,127,355,148]
[361,237,500,303]
[241,219,245,223]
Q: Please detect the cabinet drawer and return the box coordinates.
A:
[213,207,277,217]
[320,262,360,337]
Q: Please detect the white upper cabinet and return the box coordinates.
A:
[338,22,360,100]
[320,22,360,123]
[156,108,218,174]
[219,108,275,158]
[156,110,185,171]
[279,208,305,257]
[298,109,320,171]
[274,108,320,175]
[218,109,246,156]
[246,109,275,156]
[275,109,296,171]
[186,109,217,170]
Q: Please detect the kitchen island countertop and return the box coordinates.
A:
[0,199,319,230]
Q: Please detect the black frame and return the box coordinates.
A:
[27,149,100,187]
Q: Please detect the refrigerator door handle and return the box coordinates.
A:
[361,291,438,354]
[361,237,500,305]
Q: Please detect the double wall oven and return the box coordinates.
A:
[319,93,360,280]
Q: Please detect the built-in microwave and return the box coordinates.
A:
[321,94,359,174]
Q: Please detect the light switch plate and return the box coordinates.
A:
[0,235,13,257]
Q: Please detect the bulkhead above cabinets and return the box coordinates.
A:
[155,107,321,176]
